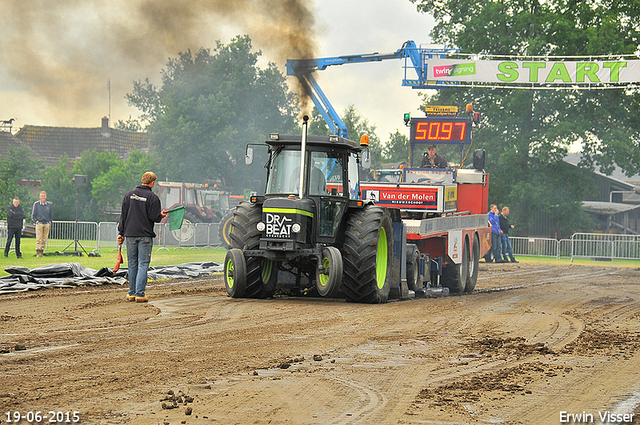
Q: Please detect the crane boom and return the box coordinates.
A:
[286,41,458,138]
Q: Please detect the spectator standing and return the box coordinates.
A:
[488,204,506,263]
[117,172,167,303]
[32,191,53,257]
[500,207,518,263]
[420,144,448,168]
[4,198,25,259]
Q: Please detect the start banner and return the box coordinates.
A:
[429,59,640,84]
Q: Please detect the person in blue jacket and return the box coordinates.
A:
[117,172,167,303]
[488,204,506,263]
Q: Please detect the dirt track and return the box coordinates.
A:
[2,262,640,425]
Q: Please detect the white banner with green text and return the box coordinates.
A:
[429,59,640,85]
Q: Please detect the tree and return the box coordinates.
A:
[341,104,384,168]
[91,151,158,218]
[40,155,76,222]
[409,0,640,236]
[40,150,157,222]
[382,131,410,164]
[125,36,298,193]
[0,146,44,220]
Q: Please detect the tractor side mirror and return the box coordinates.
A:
[361,149,371,169]
[245,146,254,165]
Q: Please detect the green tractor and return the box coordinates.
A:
[224,116,397,303]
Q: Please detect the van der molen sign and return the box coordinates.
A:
[429,59,639,84]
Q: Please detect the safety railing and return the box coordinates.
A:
[570,233,640,260]
[2,218,639,260]
[96,221,224,252]
[510,234,640,260]
[48,221,99,252]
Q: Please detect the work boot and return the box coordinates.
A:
[510,258,518,263]
[36,249,43,258]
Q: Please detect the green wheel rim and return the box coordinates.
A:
[318,256,330,287]
[376,227,388,289]
[261,259,274,284]
[226,258,234,288]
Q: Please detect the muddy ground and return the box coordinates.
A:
[1,262,640,425]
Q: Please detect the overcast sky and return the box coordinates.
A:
[0,0,436,143]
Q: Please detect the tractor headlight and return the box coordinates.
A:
[292,223,301,233]
[257,222,266,231]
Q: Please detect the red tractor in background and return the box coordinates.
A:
[157,181,230,244]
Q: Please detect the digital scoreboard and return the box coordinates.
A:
[409,117,471,145]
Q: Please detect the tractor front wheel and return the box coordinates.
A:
[229,201,277,298]
[315,246,343,298]
[224,248,246,298]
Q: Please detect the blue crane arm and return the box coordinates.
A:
[286,41,457,138]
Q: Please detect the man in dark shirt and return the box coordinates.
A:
[5,198,25,259]
[117,172,167,303]
[420,144,448,168]
[499,206,517,263]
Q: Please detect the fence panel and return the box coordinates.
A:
[48,221,98,252]
[571,233,640,260]
[98,222,119,252]
[510,236,559,258]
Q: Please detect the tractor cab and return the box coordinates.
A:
[248,131,364,250]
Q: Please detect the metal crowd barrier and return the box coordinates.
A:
[570,233,640,260]
[96,221,224,252]
[510,234,640,260]
[2,217,638,260]
[48,221,99,252]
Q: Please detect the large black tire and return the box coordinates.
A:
[224,248,246,298]
[342,206,393,303]
[218,209,235,249]
[229,201,277,298]
[406,244,421,292]
[315,246,343,298]
[465,234,480,292]
[442,236,469,294]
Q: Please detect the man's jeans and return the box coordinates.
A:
[502,234,515,261]
[126,236,153,297]
[491,232,504,261]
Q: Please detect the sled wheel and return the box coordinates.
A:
[342,206,393,303]
[466,234,480,292]
[224,248,246,298]
[442,236,470,294]
[406,244,421,292]
[315,246,343,298]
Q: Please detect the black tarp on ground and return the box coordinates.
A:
[0,262,223,294]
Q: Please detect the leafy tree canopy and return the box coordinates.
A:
[0,146,43,220]
[125,35,299,193]
[40,150,157,222]
[410,0,640,236]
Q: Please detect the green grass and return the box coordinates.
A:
[503,255,640,268]
[1,237,228,277]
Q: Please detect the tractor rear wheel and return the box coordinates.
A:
[342,206,393,303]
[315,246,343,298]
[442,236,470,294]
[229,201,277,298]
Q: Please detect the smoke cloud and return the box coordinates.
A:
[0,0,317,127]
